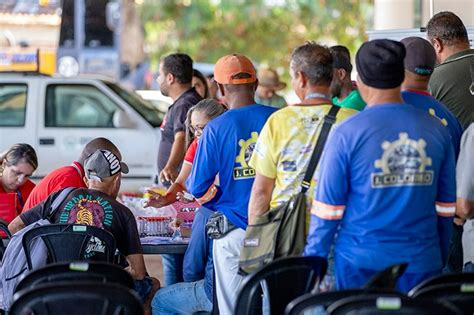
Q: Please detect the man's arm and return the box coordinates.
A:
[248,119,277,225]
[304,131,348,257]
[160,131,186,183]
[125,253,147,280]
[248,173,275,225]
[456,124,474,221]
[436,131,457,264]
[8,216,26,235]
[187,127,219,200]
[9,196,52,234]
[457,198,474,220]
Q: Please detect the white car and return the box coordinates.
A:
[0,73,165,190]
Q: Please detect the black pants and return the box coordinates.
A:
[444,223,464,273]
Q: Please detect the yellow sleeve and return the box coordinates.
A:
[249,117,278,179]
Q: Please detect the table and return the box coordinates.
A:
[141,236,189,255]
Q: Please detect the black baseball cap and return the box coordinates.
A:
[400,37,436,76]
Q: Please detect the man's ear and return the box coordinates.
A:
[218,83,225,97]
[298,71,307,89]
[337,68,347,81]
[253,79,259,92]
[166,72,175,85]
[431,38,443,54]
[83,176,89,186]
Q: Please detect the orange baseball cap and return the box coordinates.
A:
[214,54,257,85]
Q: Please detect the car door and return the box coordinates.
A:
[35,79,159,190]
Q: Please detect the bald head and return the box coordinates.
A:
[78,138,121,165]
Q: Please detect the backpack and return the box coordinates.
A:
[0,187,75,310]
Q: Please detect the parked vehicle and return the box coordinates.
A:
[0,72,165,190]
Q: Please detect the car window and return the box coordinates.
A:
[46,84,122,128]
[105,82,164,128]
[0,84,27,127]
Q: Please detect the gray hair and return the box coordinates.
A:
[291,41,333,85]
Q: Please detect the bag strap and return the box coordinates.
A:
[470,58,474,96]
[301,105,341,194]
[46,187,76,220]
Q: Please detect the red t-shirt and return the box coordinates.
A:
[184,139,198,165]
[0,179,35,221]
[23,162,86,212]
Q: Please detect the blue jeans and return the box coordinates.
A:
[335,255,441,293]
[151,279,212,314]
[161,254,184,287]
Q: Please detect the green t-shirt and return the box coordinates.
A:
[429,49,474,130]
[332,89,366,111]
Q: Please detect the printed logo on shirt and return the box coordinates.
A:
[234,132,259,179]
[372,133,433,188]
[282,160,297,172]
[429,108,448,126]
[59,194,114,257]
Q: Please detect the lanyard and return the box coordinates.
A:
[16,189,24,209]
[304,92,330,100]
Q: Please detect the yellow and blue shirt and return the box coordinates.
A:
[249,104,356,209]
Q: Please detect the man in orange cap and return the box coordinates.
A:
[187,54,277,313]
[255,68,287,108]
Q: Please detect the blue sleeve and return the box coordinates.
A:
[304,130,348,257]
[187,126,219,199]
[183,209,210,282]
[435,133,457,264]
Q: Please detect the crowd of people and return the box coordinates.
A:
[0,10,473,315]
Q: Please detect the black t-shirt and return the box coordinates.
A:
[20,188,142,257]
[158,87,202,172]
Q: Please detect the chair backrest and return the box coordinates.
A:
[408,272,474,296]
[10,282,143,315]
[15,261,134,293]
[22,224,116,269]
[363,263,408,290]
[0,218,11,261]
[285,289,398,315]
[327,294,461,315]
[235,256,327,315]
[411,282,474,314]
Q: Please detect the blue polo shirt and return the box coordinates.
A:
[187,104,277,229]
[402,89,463,159]
[304,103,456,273]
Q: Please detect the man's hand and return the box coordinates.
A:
[143,191,168,208]
[176,191,195,203]
[159,165,179,184]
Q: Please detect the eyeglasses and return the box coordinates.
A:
[189,124,206,135]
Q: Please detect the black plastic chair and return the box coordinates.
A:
[285,289,399,315]
[22,224,116,269]
[10,282,143,315]
[408,272,474,296]
[285,263,408,315]
[0,218,11,261]
[14,261,134,293]
[235,256,327,315]
[411,283,474,314]
[327,294,461,315]
[363,263,408,290]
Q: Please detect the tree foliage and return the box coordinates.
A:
[140,0,372,80]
